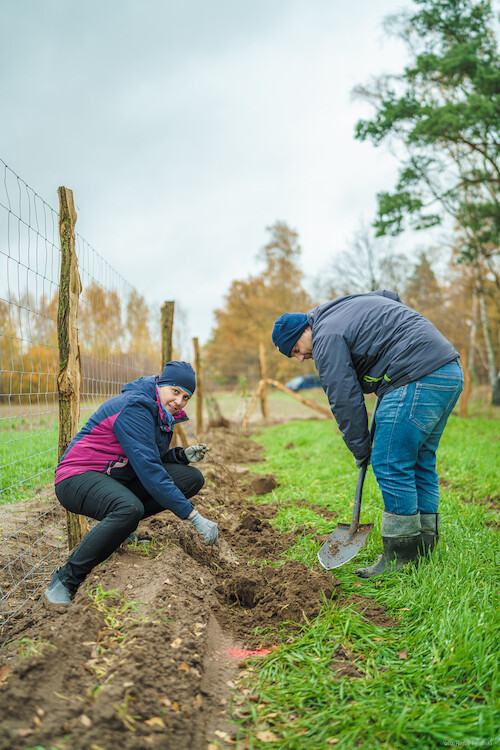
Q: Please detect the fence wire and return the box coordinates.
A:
[0,160,158,639]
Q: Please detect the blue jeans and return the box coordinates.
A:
[371,360,463,515]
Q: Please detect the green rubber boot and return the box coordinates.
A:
[355,511,421,579]
[419,513,439,556]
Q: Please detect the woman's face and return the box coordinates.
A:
[158,385,191,414]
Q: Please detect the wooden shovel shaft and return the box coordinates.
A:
[347,396,380,535]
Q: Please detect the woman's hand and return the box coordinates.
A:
[188,510,218,545]
[184,443,210,463]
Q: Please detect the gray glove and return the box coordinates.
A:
[184,443,210,463]
[188,510,218,545]
[354,455,371,469]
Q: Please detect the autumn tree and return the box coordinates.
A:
[318,221,410,297]
[207,221,313,384]
[404,252,443,321]
[355,0,500,402]
[79,282,123,359]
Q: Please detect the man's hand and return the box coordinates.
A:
[354,455,370,469]
[188,510,218,545]
[184,443,210,463]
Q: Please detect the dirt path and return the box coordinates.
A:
[0,425,396,750]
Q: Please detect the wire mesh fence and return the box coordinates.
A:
[0,160,159,639]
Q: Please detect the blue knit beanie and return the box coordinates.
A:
[158,361,196,395]
[272,313,309,357]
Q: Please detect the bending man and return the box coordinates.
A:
[272,291,463,577]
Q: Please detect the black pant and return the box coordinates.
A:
[55,464,204,591]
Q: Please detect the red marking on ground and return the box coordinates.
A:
[226,646,278,659]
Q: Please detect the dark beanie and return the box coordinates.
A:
[157,361,196,395]
[272,313,309,357]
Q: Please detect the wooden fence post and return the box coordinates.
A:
[193,337,203,434]
[161,300,175,365]
[241,380,265,429]
[160,300,187,447]
[57,186,88,550]
[258,342,269,418]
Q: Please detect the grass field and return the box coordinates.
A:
[235,410,500,749]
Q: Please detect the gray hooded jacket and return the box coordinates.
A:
[307,291,459,459]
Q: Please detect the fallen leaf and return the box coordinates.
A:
[256,730,279,742]
[159,696,171,707]
[145,717,166,728]
[353,582,362,588]
[0,665,12,683]
[194,693,203,708]
[16,728,35,738]
[214,729,233,741]
[398,650,408,660]
[327,739,340,745]
[170,638,182,649]
[172,701,180,711]
[178,663,190,672]
[79,714,92,728]
[373,637,384,642]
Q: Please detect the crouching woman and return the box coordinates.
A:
[44,360,217,609]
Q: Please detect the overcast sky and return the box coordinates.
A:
[1,0,417,346]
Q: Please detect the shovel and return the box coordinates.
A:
[317,396,380,570]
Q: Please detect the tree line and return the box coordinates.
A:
[206,0,500,404]
[0,282,160,401]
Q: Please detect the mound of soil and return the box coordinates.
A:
[0,426,396,750]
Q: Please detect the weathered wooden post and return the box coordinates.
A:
[161,300,175,364]
[57,186,88,550]
[241,380,265,429]
[258,341,269,418]
[193,337,203,434]
[160,300,187,447]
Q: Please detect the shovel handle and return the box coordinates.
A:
[348,396,380,535]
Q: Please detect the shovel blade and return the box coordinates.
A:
[317,522,374,570]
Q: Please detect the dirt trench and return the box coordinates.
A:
[0,425,395,750]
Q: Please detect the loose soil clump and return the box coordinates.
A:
[0,426,395,750]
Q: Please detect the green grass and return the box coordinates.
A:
[0,404,97,505]
[235,413,500,749]
[0,415,58,504]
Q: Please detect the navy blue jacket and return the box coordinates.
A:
[55,376,194,519]
[307,291,459,459]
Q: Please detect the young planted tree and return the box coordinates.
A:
[355,0,500,402]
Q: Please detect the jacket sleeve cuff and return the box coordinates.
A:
[165,446,189,465]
